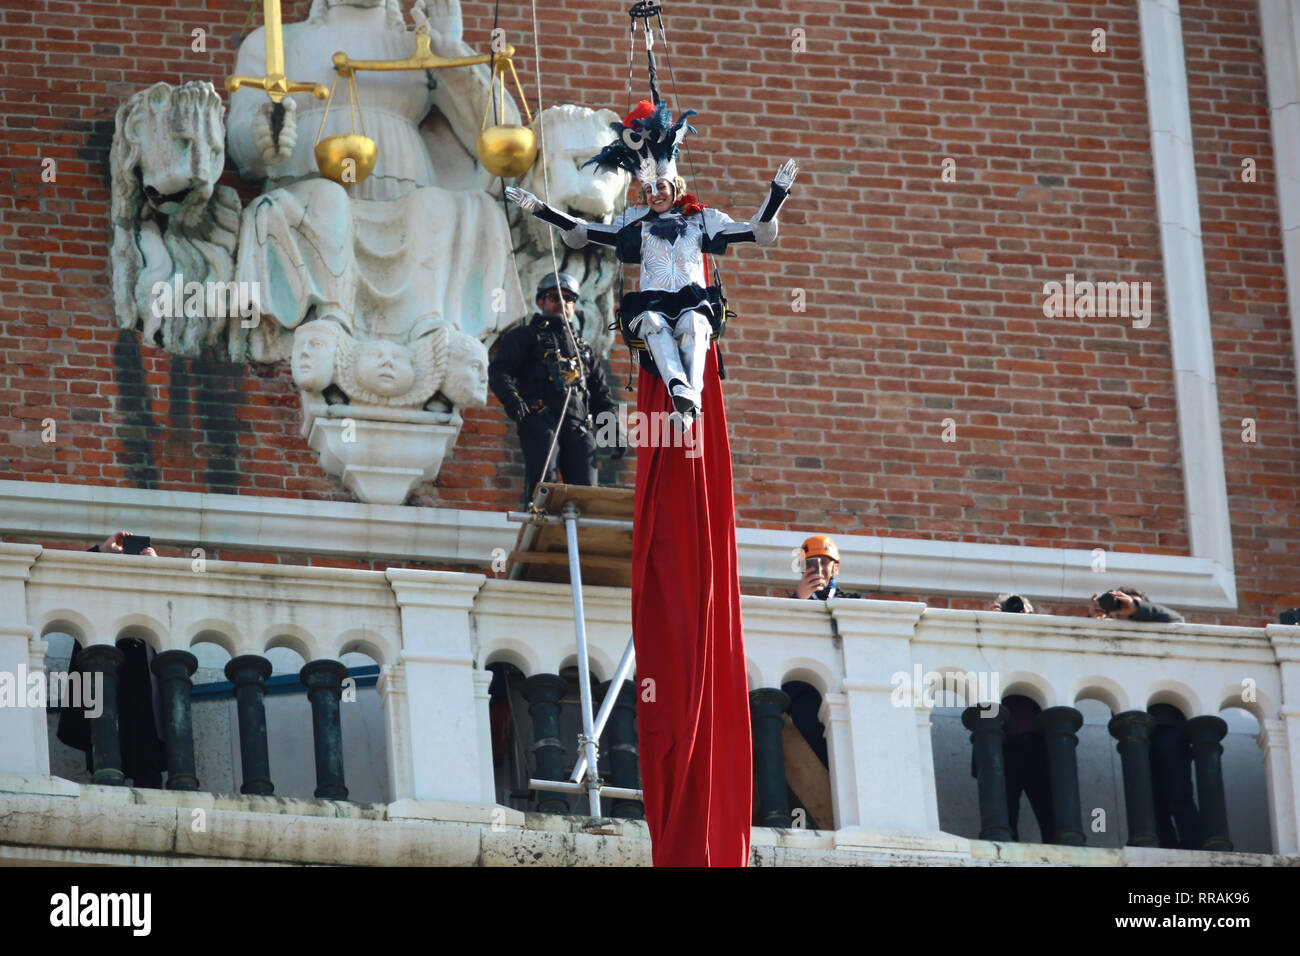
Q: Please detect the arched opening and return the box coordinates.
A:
[259,643,313,800]
[931,672,1056,844]
[1070,694,1121,849]
[334,647,387,803]
[780,679,831,831]
[1218,704,1269,853]
[42,629,92,786]
[485,660,530,812]
[189,635,234,793]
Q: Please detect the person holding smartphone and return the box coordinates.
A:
[89,530,157,556]
[793,535,861,601]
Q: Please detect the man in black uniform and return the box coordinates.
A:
[489,273,618,505]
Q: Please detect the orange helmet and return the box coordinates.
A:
[801,535,840,563]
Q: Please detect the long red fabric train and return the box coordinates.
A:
[631,349,752,867]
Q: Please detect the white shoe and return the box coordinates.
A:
[669,380,700,418]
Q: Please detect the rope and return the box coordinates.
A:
[618,16,639,391]
[523,0,592,488]
[528,0,588,389]
[653,8,729,303]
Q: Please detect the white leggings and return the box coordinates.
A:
[630,309,711,394]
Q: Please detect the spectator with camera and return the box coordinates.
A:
[1090,586,1183,623]
[793,535,861,600]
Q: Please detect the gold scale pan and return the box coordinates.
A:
[227,1,536,185]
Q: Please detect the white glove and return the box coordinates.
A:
[773,159,799,190]
[504,186,542,212]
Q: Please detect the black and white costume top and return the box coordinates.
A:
[523,181,791,319]
[527,182,789,276]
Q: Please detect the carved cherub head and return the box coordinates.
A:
[291,320,343,393]
[441,329,490,408]
[356,339,416,398]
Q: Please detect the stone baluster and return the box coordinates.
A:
[151,649,199,790]
[1107,711,1159,847]
[600,679,641,820]
[225,655,274,795]
[300,659,349,800]
[751,687,792,828]
[963,703,1011,841]
[78,644,126,786]
[1037,705,1085,845]
[1185,715,1233,851]
[522,673,569,814]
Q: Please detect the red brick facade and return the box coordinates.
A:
[0,1,1295,624]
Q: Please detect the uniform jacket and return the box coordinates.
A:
[489,312,617,426]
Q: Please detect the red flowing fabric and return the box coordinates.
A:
[631,348,752,867]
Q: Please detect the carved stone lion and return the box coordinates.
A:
[110,81,241,357]
[509,104,631,359]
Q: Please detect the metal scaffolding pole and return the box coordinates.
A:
[509,491,645,819]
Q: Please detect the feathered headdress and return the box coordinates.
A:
[582,100,697,190]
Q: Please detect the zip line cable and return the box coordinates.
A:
[526,0,587,489]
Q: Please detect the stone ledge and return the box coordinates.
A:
[2,786,1295,866]
[0,482,1236,609]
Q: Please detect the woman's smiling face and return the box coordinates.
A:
[643,178,675,212]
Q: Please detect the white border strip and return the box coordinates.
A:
[1258,0,1300,428]
[1138,0,1236,576]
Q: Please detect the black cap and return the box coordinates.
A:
[536,272,580,299]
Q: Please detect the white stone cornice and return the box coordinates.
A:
[28,549,393,612]
[917,607,1276,665]
[1,482,1239,610]
[474,578,632,628]
[0,544,41,579]
[828,599,927,640]
[740,594,835,637]
[736,530,1235,611]
[0,479,510,567]
[1266,624,1300,662]
[385,568,486,609]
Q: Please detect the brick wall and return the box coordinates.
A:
[0,1,1295,624]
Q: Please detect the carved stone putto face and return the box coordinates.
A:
[356,340,415,398]
[442,330,490,408]
[291,322,340,392]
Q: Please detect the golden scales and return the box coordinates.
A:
[226,0,537,185]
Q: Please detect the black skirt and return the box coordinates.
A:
[619,284,722,326]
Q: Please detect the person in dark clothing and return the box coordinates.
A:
[55,531,166,787]
[997,694,1055,842]
[1148,702,1202,850]
[965,594,1055,842]
[792,535,862,600]
[488,272,618,506]
[57,638,166,787]
[1090,587,1184,623]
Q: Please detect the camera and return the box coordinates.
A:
[122,534,151,555]
[1096,591,1121,613]
[998,594,1026,614]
